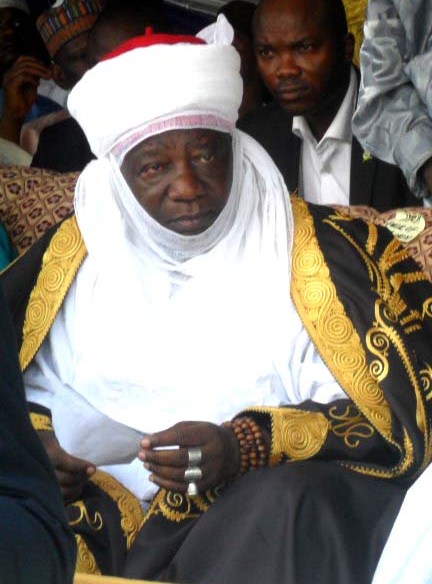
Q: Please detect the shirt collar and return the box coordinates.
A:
[292,66,357,146]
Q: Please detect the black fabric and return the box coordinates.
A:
[0,284,76,583]
[66,481,128,576]
[124,462,405,584]
[239,101,421,211]
[31,117,94,173]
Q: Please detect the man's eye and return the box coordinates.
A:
[297,43,314,52]
[141,163,163,176]
[256,47,273,60]
[199,153,215,163]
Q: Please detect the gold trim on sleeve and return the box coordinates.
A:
[20,216,87,372]
[271,408,330,461]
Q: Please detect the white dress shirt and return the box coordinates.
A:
[292,67,357,205]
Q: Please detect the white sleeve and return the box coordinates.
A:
[352,0,432,198]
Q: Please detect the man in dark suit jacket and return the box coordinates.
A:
[239,0,420,211]
[0,283,76,583]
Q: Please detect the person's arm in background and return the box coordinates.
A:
[352,0,432,199]
[0,283,76,584]
[0,56,52,146]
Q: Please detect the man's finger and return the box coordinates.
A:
[142,422,206,449]
[54,449,95,475]
[138,446,189,467]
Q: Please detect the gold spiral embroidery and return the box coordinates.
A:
[75,534,101,575]
[322,313,352,344]
[329,404,375,448]
[90,470,144,549]
[20,216,87,372]
[270,408,329,460]
[423,297,432,319]
[291,198,393,446]
[333,348,363,372]
[420,364,432,401]
[323,207,430,464]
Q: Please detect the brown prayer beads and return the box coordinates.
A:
[223,416,268,475]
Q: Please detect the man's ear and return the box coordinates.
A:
[52,62,69,90]
[343,32,355,64]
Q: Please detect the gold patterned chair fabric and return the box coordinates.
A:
[0,166,76,257]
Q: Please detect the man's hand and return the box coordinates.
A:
[139,421,240,493]
[2,55,52,120]
[38,431,96,504]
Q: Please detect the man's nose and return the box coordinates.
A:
[168,162,203,200]
[276,52,301,78]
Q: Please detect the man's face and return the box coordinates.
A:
[121,129,233,236]
[54,32,90,89]
[254,0,350,117]
[0,8,47,77]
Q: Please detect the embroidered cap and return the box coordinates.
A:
[0,0,29,12]
[36,0,104,59]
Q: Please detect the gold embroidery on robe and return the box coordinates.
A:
[20,215,87,372]
[75,534,101,575]
[291,199,394,449]
[322,207,431,463]
[68,501,103,531]
[30,412,53,431]
[329,404,374,448]
[90,470,144,549]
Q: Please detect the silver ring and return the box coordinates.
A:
[188,447,202,465]
[187,482,199,497]
[184,467,202,481]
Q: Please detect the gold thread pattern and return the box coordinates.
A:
[140,487,219,528]
[329,404,375,448]
[366,223,378,256]
[291,199,394,445]
[277,409,329,460]
[420,364,432,401]
[75,534,101,575]
[20,216,87,372]
[68,501,103,531]
[318,201,432,470]
[29,412,53,431]
[90,470,144,549]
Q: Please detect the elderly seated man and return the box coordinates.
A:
[3,16,432,584]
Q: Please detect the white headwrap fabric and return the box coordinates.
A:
[68,15,243,160]
[0,0,29,12]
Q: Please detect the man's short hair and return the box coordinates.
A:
[94,0,169,35]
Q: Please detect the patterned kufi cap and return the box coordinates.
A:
[0,0,29,12]
[36,0,103,59]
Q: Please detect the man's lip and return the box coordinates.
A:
[275,85,308,99]
[168,211,215,233]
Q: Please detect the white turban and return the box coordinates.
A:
[0,0,29,12]
[68,15,243,160]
